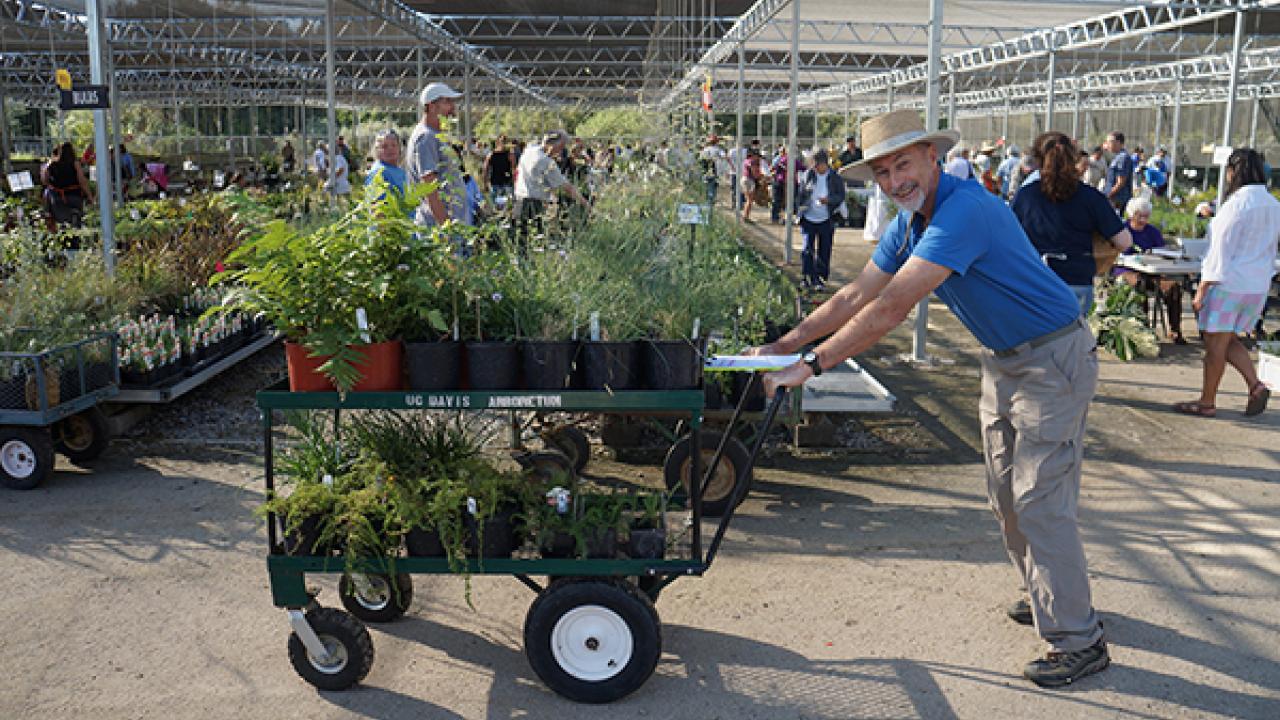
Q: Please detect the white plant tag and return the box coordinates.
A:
[691,318,701,339]
[356,308,371,344]
[589,312,601,342]
[466,497,478,516]
[321,474,334,487]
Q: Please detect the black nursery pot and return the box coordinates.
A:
[464,505,520,558]
[641,339,704,390]
[729,371,767,412]
[627,527,667,560]
[522,340,579,390]
[541,527,619,559]
[405,526,446,557]
[581,341,640,391]
[465,341,521,390]
[280,514,331,556]
[406,340,463,391]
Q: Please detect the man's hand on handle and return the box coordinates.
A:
[742,343,811,398]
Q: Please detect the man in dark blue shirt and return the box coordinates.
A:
[1103,131,1133,212]
[752,109,1109,689]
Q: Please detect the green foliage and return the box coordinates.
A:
[1088,281,1160,361]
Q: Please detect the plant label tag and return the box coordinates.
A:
[691,318,700,339]
[589,312,601,342]
[356,308,371,344]
[466,497,478,516]
[6,171,33,192]
[322,474,334,487]
[129,209,141,221]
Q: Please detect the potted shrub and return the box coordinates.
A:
[508,250,580,390]
[534,489,629,559]
[461,250,521,390]
[216,179,434,391]
[626,492,668,560]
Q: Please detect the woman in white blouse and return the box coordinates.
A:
[1175,148,1278,417]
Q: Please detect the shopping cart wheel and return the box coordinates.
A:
[288,607,374,691]
[663,431,752,517]
[524,578,661,703]
[54,407,110,464]
[0,426,54,491]
[543,425,590,474]
[518,449,576,483]
[338,572,413,623]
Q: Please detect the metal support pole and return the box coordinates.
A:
[887,84,895,111]
[784,0,800,264]
[1002,94,1010,144]
[463,60,473,151]
[1045,46,1057,130]
[947,72,956,129]
[325,0,337,207]
[108,40,123,209]
[86,0,115,274]
[844,90,851,141]
[736,41,745,214]
[914,0,943,364]
[1217,7,1246,209]
[1154,105,1163,153]
[1072,90,1081,139]
[0,82,10,176]
[1170,73,1183,198]
[1249,96,1260,148]
[812,103,819,150]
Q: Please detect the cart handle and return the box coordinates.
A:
[702,382,788,569]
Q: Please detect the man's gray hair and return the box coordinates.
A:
[542,129,570,148]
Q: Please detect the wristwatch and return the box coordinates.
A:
[802,350,823,377]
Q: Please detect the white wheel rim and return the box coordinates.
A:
[550,604,633,682]
[1,440,36,479]
[351,574,391,612]
[308,634,350,674]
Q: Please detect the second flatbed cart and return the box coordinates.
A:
[258,374,787,703]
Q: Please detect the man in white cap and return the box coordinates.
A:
[750,109,1109,689]
[405,82,469,227]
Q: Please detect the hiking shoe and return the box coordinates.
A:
[1023,638,1110,688]
[1007,598,1034,626]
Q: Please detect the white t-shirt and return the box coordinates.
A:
[1202,184,1280,294]
[514,145,568,202]
[944,156,972,180]
[802,170,831,223]
[329,153,351,195]
[313,148,328,177]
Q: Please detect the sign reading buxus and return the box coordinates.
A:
[403,393,565,409]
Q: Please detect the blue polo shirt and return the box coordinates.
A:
[366,161,407,195]
[872,173,1080,352]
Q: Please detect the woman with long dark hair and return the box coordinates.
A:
[1012,131,1132,314]
[41,141,93,229]
[1174,148,1278,417]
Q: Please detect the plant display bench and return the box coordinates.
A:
[257,379,786,703]
[0,332,120,490]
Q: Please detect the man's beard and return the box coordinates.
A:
[894,183,925,214]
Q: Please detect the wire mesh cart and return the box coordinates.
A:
[0,331,119,489]
[257,376,786,702]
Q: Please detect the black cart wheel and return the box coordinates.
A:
[287,607,374,691]
[524,578,661,704]
[338,572,413,623]
[543,425,590,474]
[519,450,576,483]
[663,431,752,517]
[54,407,110,464]
[0,427,54,491]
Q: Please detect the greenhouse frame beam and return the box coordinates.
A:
[341,0,561,106]
[0,0,86,39]
[761,0,1280,111]
[936,45,1280,110]
[657,0,791,110]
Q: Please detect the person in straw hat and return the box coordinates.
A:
[748,108,1109,688]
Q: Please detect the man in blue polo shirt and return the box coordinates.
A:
[1103,130,1134,212]
[750,109,1108,689]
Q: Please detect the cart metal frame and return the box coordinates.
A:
[257,376,787,699]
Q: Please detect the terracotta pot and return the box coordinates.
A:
[350,340,405,392]
[284,341,335,392]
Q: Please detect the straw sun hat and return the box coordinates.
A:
[839,109,960,181]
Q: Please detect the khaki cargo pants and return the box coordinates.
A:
[979,320,1104,653]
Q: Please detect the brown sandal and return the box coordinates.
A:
[1246,382,1271,417]
[1173,401,1216,418]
